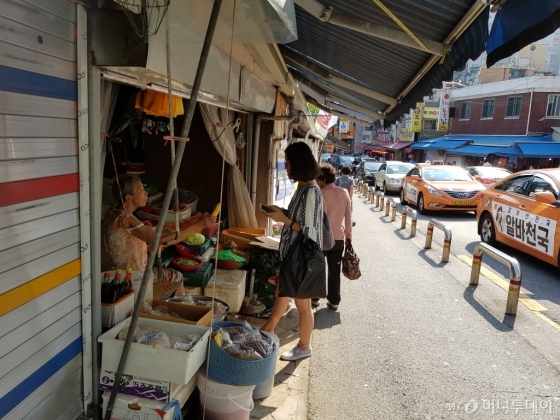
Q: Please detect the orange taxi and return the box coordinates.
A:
[400,165,485,214]
[476,169,560,268]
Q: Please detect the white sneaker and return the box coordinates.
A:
[280,345,312,361]
[311,298,320,307]
[327,301,339,310]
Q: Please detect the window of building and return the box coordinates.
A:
[459,102,471,119]
[509,69,525,79]
[547,95,560,117]
[423,119,437,130]
[505,96,522,118]
[481,99,495,119]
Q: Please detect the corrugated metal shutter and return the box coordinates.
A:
[0,0,84,419]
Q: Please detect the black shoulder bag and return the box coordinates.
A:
[279,233,326,299]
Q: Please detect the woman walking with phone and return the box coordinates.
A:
[260,142,323,361]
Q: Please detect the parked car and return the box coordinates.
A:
[400,165,485,214]
[374,161,415,193]
[466,166,512,186]
[476,169,560,268]
[320,154,332,164]
[357,161,383,185]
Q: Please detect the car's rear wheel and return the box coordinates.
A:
[400,188,408,205]
[418,193,427,215]
[383,182,388,194]
[480,212,497,246]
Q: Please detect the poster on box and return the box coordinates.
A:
[100,370,175,402]
[492,202,556,256]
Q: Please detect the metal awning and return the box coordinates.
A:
[517,142,560,158]
[325,134,349,151]
[284,0,490,125]
[425,140,470,150]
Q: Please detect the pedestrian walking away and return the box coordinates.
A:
[334,165,356,226]
[314,164,352,310]
[261,142,323,362]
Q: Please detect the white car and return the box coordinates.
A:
[375,161,415,193]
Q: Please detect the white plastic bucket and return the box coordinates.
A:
[198,371,255,420]
[252,355,276,399]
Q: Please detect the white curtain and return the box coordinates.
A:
[199,104,258,228]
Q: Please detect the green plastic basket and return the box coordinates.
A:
[184,238,212,256]
[183,262,213,287]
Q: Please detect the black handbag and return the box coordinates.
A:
[279,233,326,299]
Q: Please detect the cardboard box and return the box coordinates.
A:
[99,370,179,403]
[99,317,210,385]
[139,299,212,327]
[101,291,135,328]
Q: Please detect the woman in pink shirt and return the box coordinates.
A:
[314,164,352,310]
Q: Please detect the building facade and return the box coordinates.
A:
[450,76,560,136]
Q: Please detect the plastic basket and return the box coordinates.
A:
[184,238,212,256]
[206,321,277,386]
[183,262,213,287]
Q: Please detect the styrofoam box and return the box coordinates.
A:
[101,373,198,418]
[101,291,135,328]
[98,317,210,385]
[137,207,192,224]
[204,269,247,313]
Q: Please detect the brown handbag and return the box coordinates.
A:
[342,242,361,280]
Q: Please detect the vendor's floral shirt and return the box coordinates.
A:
[101,206,147,271]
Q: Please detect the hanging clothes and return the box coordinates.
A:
[135,90,185,118]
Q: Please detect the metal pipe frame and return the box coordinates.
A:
[400,206,418,237]
[379,193,385,211]
[374,191,381,207]
[368,187,375,203]
[424,218,452,263]
[469,242,523,316]
[384,197,391,216]
[390,199,397,222]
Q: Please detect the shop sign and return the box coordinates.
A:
[423,106,439,120]
[361,131,373,144]
[323,144,334,153]
[374,131,391,145]
[334,119,355,139]
[314,109,338,137]
[492,202,556,256]
[438,91,450,131]
[412,103,422,132]
[276,149,294,201]
[400,128,413,142]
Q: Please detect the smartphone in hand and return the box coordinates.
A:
[259,203,273,213]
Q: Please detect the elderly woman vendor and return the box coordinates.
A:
[101,175,215,280]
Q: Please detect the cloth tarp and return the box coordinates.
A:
[199,103,258,229]
[486,0,560,67]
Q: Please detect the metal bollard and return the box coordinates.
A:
[400,206,417,237]
[379,193,385,211]
[369,188,375,203]
[469,242,522,315]
[384,198,391,216]
[374,191,381,207]
[390,199,397,221]
[424,219,452,262]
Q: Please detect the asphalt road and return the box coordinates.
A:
[380,189,560,325]
[308,192,560,420]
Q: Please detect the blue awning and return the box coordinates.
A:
[423,134,553,146]
[410,141,436,150]
[517,142,560,158]
[451,145,522,157]
[425,140,470,150]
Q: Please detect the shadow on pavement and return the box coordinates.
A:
[394,228,413,241]
[313,307,341,330]
[417,248,448,268]
[463,285,515,331]
[272,357,299,386]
